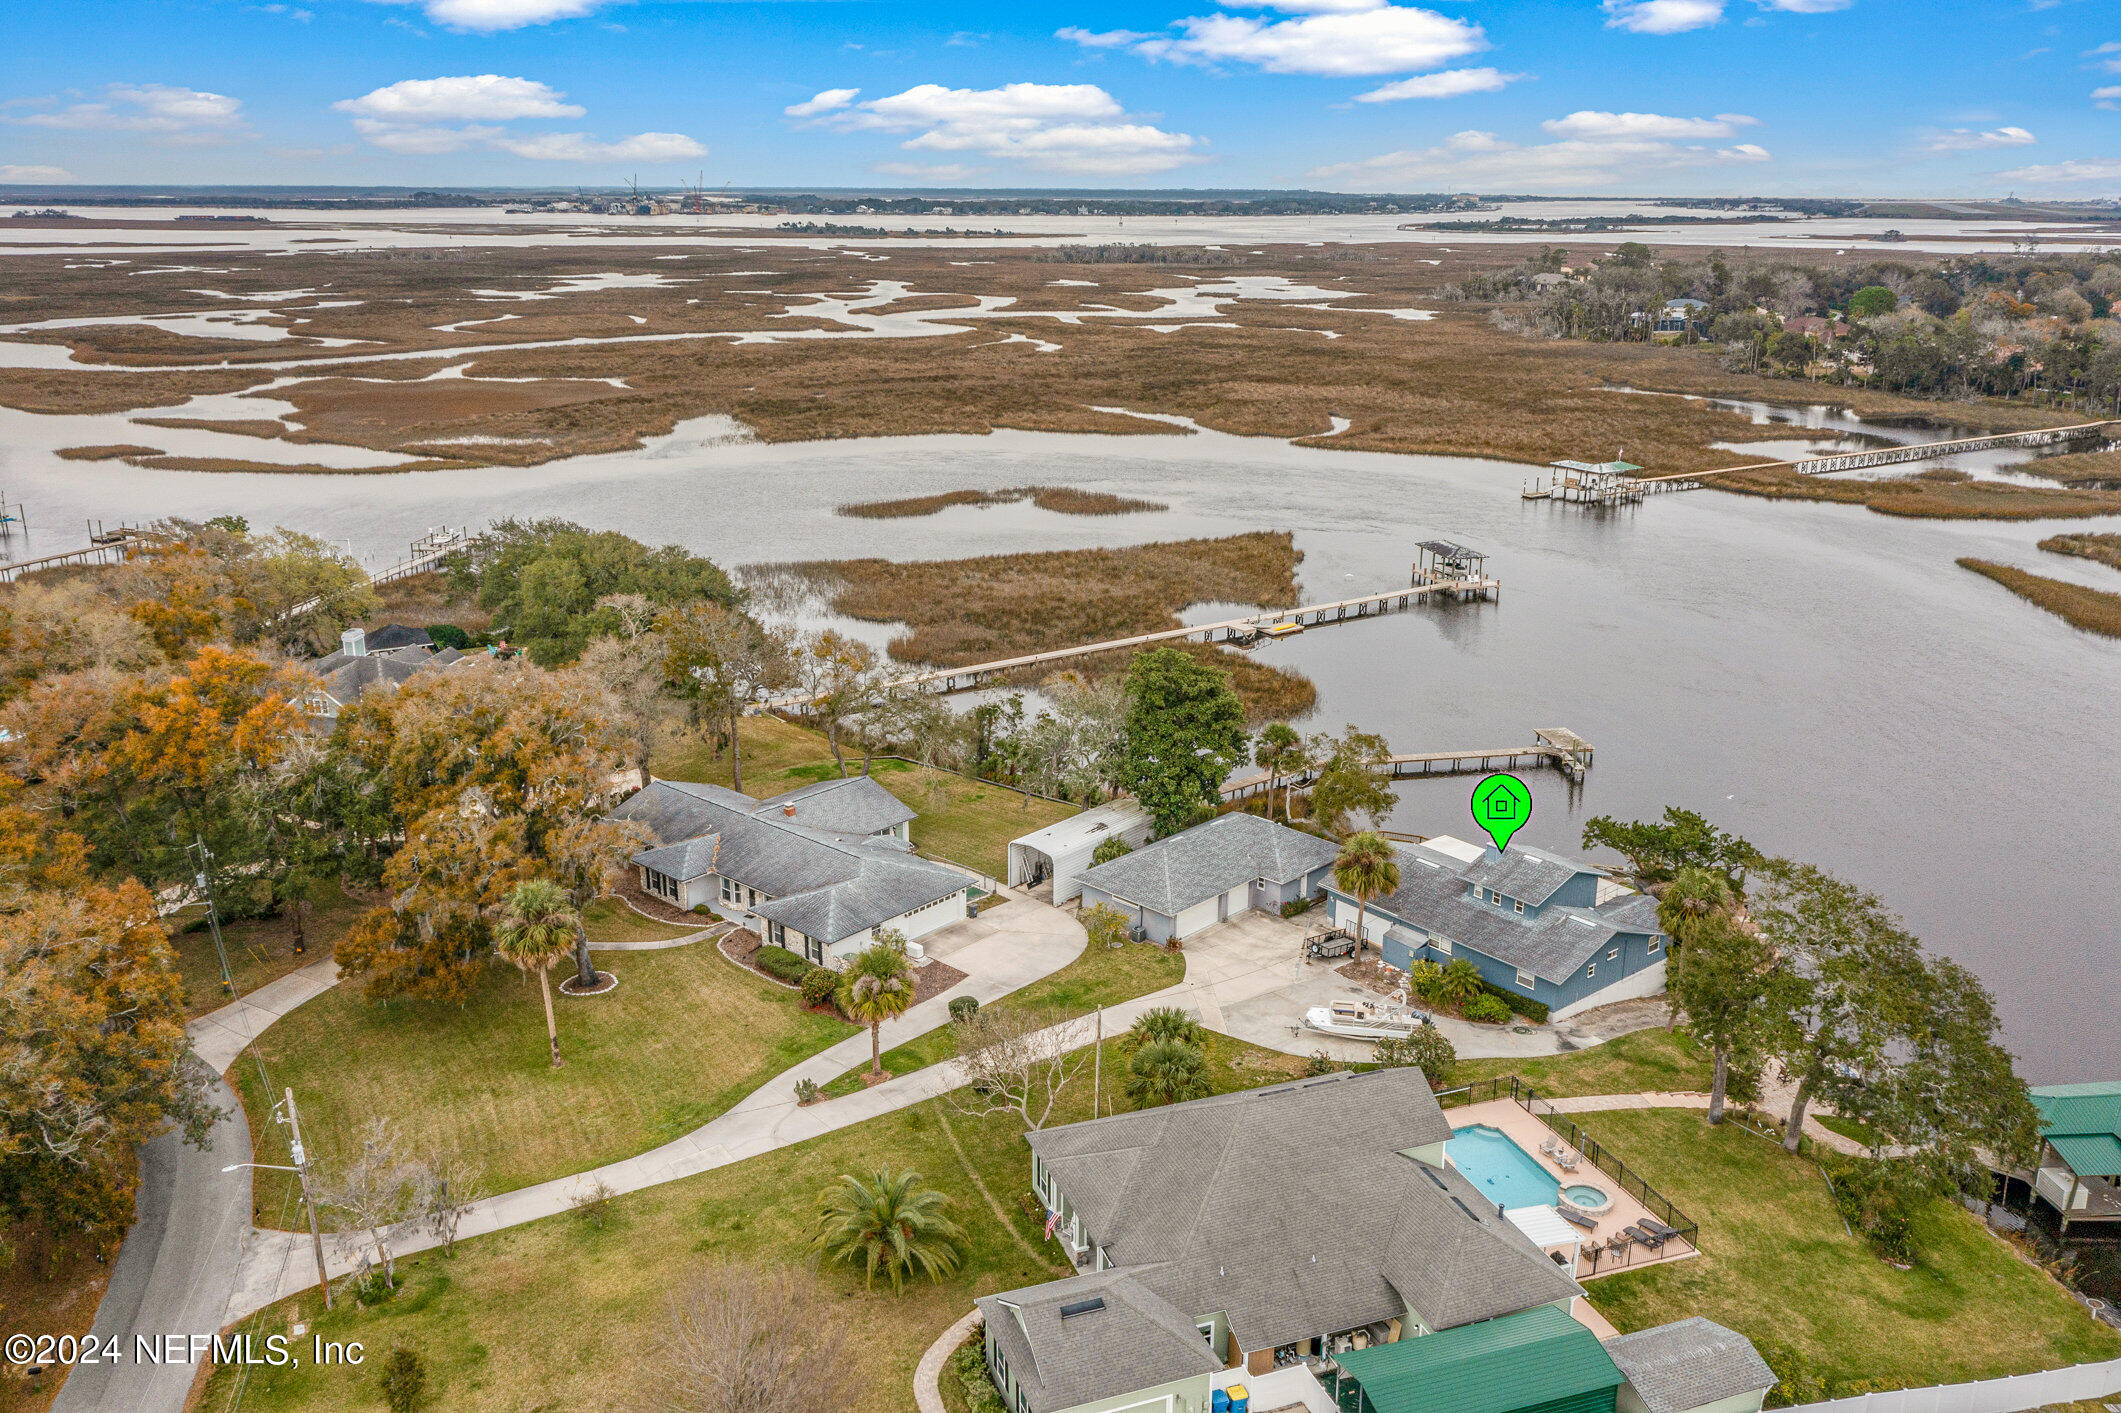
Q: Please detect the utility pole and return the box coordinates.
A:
[190,836,234,997]
[1093,1006,1103,1119]
[283,1089,333,1310]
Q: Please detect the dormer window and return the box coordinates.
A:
[1514,899,1524,915]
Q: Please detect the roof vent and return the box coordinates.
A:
[1058,1298,1106,1319]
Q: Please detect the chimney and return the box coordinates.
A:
[783,805,798,817]
[341,626,367,658]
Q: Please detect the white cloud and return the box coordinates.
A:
[2096,86,2121,111]
[488,130,703,161]
[1923,125,2035,152]
[1604,0,1854,33]
[335,75,584,121]
[0,164,75,182]
[784,88,860,118]
[1603,0,1724,33]
[1355,67,1519,102]
[363,0,611,32]
[1312,118,1770,190]
[1542,109,1756,138]
[339,76,703,162]
[1126,5,1485,77]
[2091,42,2121,75]
[803,81,1202,176]
[8,84,248,146]
[2000,157,2121,184]
[1055,25,1157,47]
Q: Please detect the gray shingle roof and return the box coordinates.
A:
[1460,846,1597,908]
[631,836,720,882]
[1343,843,1661,984]
[612,779,965,945]
[1077,813,1338,917]
[755,774,916,834]
[1604,1318,1775,1413]
[977,1271,1221,1413]
[1024,1069,1580,1358]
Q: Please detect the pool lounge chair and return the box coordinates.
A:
[1554,1206,1599,1233]
[1624,1224,1667,1250]
[1540,1135,1563,1157]
[1641,1218,1686,1246]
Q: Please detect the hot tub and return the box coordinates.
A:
[1561,1182,1614,1216]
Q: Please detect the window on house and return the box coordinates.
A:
[1586,963,1596,978]
[1515,968,1534,989]
[1649,938,1662,952]
[1607,947,1619,960]
[1514,900,1525,915]
[1198,1321,1215,1346]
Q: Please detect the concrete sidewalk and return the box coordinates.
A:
[189,958,341,1075]
[228,889,1089,1319]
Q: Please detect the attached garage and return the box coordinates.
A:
[1331,1306,1623,1413]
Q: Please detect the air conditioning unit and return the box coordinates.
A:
[905,941,926,964]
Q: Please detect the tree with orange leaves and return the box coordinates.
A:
[333,657,645,1002]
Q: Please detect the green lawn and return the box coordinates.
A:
[1577,1110,2121,1399]
[170,880,368,1017]
[580,896,710,944]
[1454,1026,1715,1099]
[651,716,1075,877]
[817,940,1186,1099]
[1815,1113,1884,1149]
[201,1033,1306,1413]
[233,942,856,1217]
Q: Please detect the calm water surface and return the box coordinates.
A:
[4,416,2116,1080]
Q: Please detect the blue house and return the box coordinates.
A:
[1319,838,1668,1021]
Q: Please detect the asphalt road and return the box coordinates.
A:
[53,1065,252,1413]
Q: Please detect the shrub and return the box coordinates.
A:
[1437,959,1486,1008]
[794,1077,821,1106]
[951,1331,1007,1413]
[1306,1050,1336,1077]
[1125,1040,1212,1107]
[379,1347,426,1413]
[1824,1156,1921,1264]
[1407,960,1445,1004]
[755,944,812,983]
[948,995,981,1023]
[1464,994,1512,1024]
[873,926,908,954]
[1091,836,1134,865]
[1126,1006,1205,1050]
[1081,902,1131,950]
[1279,895,1315,919]
[691,904,713,916]
[425,624,473,651]
[1479,982,1549,1023]
[1372,1026,1457,1085]
[800,967,840,1009]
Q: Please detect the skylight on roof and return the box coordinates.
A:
[1059,1297,1106,1319]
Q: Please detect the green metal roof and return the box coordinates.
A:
[2047,1134,2121,1179]
[2031,1082,2121,1139]
[1335,1306,1622,1413]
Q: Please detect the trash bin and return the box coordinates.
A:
[1227,1384,1250,1413]
[1212,1391,1232,1413]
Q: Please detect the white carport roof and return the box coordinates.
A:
[1505,1206,1583,1250]
[1422,834,1488,864]
[1010,800,1151,855]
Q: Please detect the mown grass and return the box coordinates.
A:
[1815,1113,1884,1148]
[169,879,367,1017]
[650,714,1074,876]
[1708,468,2121,519]
[198,1031,1304,1413]
[1959,558,2121,638]
[1454,1026,1715,1098]
[1577,1110,2121,1398]
[580,896,707,944]
[233,940,857,1217]
[836,485,1167,518]
[2039,532,2121,573]
[816,940,1186,1099]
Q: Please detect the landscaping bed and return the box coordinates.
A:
[720,926,969,1005]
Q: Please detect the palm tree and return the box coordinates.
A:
[1333,831,1401,953]
[838,943,914,1079]
[494,878,577,1068]
[1125,1040,1213,1108]
[1254,722,1304,821]
[1438,958,1485,1009]
[812,1168,965,1292]
[1657,865,1735,948]
[1123,1005,1205,1052]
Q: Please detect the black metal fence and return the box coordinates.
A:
[1430,1075,1703,1269]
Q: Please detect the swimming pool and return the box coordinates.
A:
[1445,1125,1561,1209]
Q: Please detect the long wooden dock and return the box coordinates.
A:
[282,528,468,619]
[1221,727,1593,799]
[0,524,161,584]
[1526,419,2114,507]
[755,576,1498,712]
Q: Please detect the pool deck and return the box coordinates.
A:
[1447,1099,1699,1282]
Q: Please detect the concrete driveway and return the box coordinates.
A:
[1174,913,1661,1063]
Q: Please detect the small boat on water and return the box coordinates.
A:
[1302,998,1431,1041]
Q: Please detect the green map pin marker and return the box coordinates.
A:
[1471,773,1532,856]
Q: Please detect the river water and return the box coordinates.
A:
[2,409,2116,1081]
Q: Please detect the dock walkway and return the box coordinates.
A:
[1221,727,1593,799]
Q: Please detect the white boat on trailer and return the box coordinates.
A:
[1302,998,1432,1041]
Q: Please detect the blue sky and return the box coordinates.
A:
[2,0,2117,193]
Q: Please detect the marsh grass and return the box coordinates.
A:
[1959,558,2121,637]
[2038,533,2121,573]
[55,443,162,461]
[1709,468,2121,519]
[836,485,1167,519]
